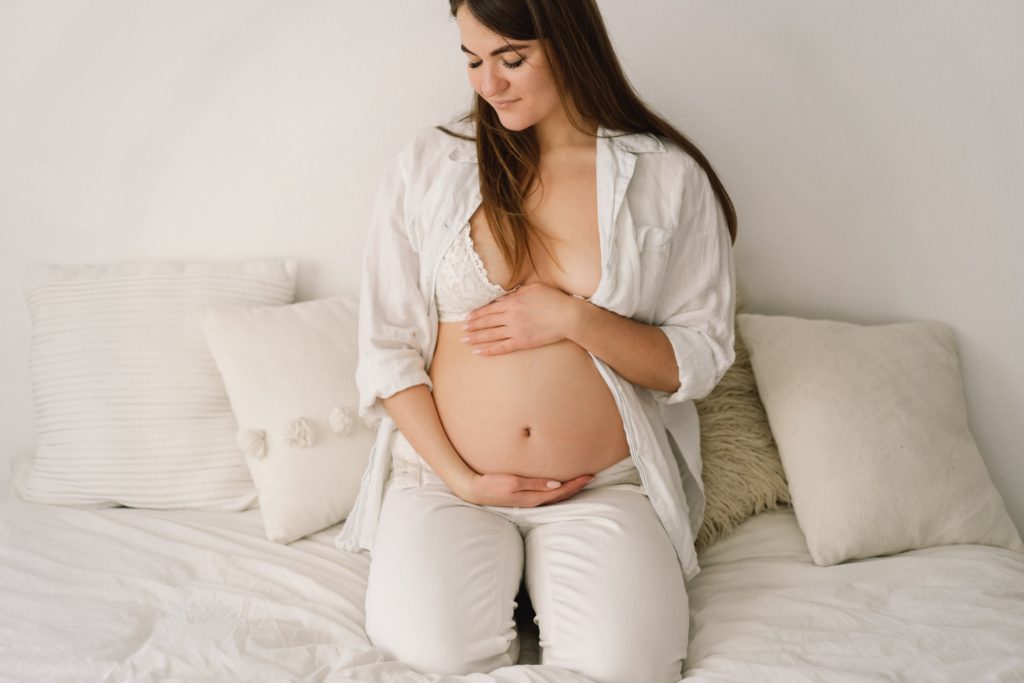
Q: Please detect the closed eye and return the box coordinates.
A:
[468,58,526,70]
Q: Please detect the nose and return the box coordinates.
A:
[476,62,508,99]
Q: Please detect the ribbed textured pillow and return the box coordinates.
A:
[16,260,297,510]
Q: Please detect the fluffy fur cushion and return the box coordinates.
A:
[694,293,791,551]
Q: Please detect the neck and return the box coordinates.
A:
[534,106,599,156]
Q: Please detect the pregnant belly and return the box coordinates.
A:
[428,322,631,481]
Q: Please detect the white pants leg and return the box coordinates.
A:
[520,487,689,683]
[365,480,524,675]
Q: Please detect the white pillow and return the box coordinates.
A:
[201,295,374,543]
[17,259,297,510]
[737,313,1023,566]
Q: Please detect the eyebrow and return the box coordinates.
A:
[460,43,531,58]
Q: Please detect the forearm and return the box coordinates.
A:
[566,298,681,394]
[381,384,477,490]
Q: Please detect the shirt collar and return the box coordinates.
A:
[446,123,665,162]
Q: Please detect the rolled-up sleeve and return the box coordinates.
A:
[355,146,433,422]
[650,158,736,405]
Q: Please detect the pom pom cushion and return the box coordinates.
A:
[201,295,374,543]
[737,313,1023,566]
[17,259,297,510]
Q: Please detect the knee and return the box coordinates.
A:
[366,613,518,675]
[542,608,688,683]
[572,649,684,683]
[544,632,683,683]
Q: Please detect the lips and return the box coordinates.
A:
[491,98,520,109]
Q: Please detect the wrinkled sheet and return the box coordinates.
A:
[0,495,585,683]
[3,496,1024,682]
[684,508,1024,682]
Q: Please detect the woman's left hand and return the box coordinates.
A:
[462,282,579,356]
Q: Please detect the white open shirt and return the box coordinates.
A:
[334,118,736,581]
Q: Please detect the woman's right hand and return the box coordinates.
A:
[452,470,595,508]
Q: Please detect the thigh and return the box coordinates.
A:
[524,488,689,683]
[365,481,525,675]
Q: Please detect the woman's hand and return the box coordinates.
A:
[452,470,595,508]
[461,282,579,356]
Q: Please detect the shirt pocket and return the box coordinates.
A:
[636,224,672,252]
[634,224,673,315]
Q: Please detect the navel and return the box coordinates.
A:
[522,426,532,438]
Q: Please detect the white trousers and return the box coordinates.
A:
[364,431,689,683]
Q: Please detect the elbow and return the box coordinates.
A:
[653,324,735,405]
[355,349,433,420]
[658,366,682,396]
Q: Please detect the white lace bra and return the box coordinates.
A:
[436,223,514,323]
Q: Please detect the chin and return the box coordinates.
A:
[494,113,538,132]
[497,120,531,132]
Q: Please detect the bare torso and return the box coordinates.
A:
[428,146,630,481]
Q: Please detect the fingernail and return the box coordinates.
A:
[461,336,470,343]
[546,481,561,489]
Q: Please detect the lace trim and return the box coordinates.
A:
[464,226,592,300]
[464,226,509,295]
[436,223,510,323]
[436,223,593,323]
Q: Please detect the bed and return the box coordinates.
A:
[3,494,1023,682]
[685,508,1024,682]
[3,259,1023,682]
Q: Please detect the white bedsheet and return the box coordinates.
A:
[0,495,581,683]
[684,508,1024,682]
[3,495,1023,682]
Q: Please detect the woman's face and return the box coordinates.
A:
[455,6,564,131]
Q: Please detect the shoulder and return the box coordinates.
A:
[644,137,719,217]
[624,135,725,242]
[625,134,710,212]
[629,133,703,180]
[392,118,475,171]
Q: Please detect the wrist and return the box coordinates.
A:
[563,294,592,347]
[444,459,479,496]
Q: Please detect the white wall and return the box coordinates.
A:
[1,1,1021,531]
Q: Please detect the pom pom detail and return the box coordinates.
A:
[283,417,316,449]
[329,406,355,436]
[236,429,267,460]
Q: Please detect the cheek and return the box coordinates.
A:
[525,71,558,104]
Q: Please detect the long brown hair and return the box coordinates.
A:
[442,0,738,284]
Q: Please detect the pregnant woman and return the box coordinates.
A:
[334,1,738,680]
